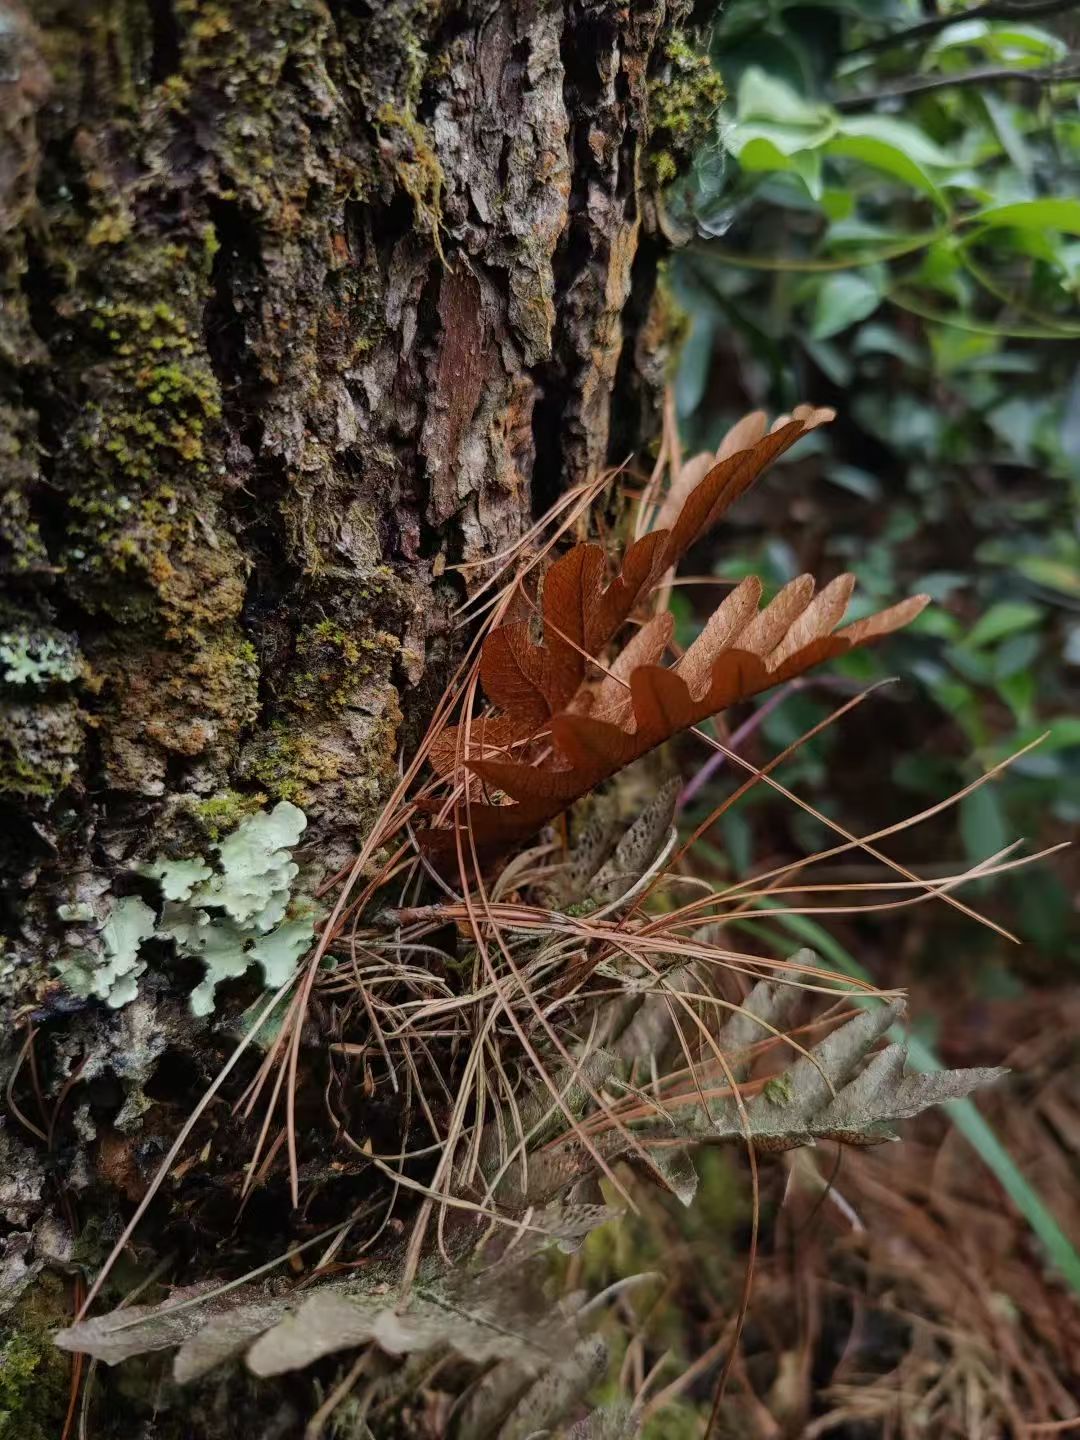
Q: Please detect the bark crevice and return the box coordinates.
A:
[2,0,691,947]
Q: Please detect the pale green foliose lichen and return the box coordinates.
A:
[57,895,157,1008]
[56,802,318,1015]
[0,628,81,686]
[139,856,212,901]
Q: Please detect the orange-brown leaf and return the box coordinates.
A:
[428,712,524,779]
[477,410,834,739]
[420,405,928,866]
[425,582,929,862]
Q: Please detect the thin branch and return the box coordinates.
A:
[844,0,1080,57]
[834,54,1080,112]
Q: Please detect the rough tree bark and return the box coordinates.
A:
[0,0,719,1432]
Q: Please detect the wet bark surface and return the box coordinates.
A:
[0,0,710,1431]
[1,0,696,918]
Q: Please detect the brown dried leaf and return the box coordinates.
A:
[56,1207,615,1381]
[422,406,929,862]
[427,576,928,858]
[459,410,834,742]
[510,1001,1007,1207]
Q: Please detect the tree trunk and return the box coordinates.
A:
[0,0,706,911]
[0,0,713,1431]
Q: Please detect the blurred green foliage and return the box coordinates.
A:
[667,0,1080,965]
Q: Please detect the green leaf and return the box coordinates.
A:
[914,240,972,304]
[736,67,830,127]
[996,666,1036,723]
[964,601,1042,649]
[824,218,911,246]
[809,271,882,339]
[914,571,968,603]
[726,122,830,196]
[947,645,995,685]
[826,116,955,201]
[993,630,1040,680]
[1013,555,1080,598]
[852,322,925,367]
[789,147,824,199]
[839,115,956,169]
[822,462,881,500]
[981,92,1032,176]
[825,134,941,201]
[959,783,1009,862]
[801,334,853,386]
[927,19,1066,67]
[719,810,753,877]
[675,306,714,418]
[892,751,960,796]
[928,325,998,375]
[821,187,853,221]
[1043,717,1080,751]
[909,607,962,640]
[984,718,1080,766]
[730,120,833,160]
[973,199,1080,236]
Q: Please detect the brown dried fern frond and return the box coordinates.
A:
[422,407,928,861]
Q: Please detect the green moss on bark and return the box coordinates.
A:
[0,1277,71,1440]
[646,31,724,185]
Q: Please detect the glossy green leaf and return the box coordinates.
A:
[726,121,831,197]
[727,121,827,162]
[909,607,962,640]
[736,67,830,127]
[926,19,1066,68]
[801,334,852,385]
[810,270,882,338]
[826,116,955,201]
[852,322,925,366]
[947,645,995,685]
[839,115,955,169]
[981,92,1032,176]
[993,630,1040,680]
[1013,555,1080,598]
[960,784,1010,862]
[964,601,1042,649]
[974,199,1080,235]
[1042,717,1080,751]
[822,462,881,499]
[674,307,715,418]
[996,666,1036,723]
